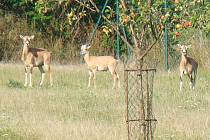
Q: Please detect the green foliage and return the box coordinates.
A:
[1,0,117,40]
[0,0,209,62]
[158,0,210,43]
[1,0,209,39]
[118,0,209,47]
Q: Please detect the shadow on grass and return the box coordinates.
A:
[7,79,55,89]
[7,79,24,89]
[0,128,40,140]
[0,128,23,140]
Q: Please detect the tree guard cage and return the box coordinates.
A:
[124,57,158,140]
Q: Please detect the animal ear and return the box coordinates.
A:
[87,45,91,49]
[174,47,180,51]
[177,44,182,48]
[186,45,192,49]
[20,35,24,39]
[30,35,35,40]
[176,44,182,50]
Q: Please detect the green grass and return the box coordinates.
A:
[0,63,210,140]
[154,69,210,140]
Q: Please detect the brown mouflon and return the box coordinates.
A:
[20,35,52,87]
[178,44,198,91]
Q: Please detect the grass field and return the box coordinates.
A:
[0,63,210,140]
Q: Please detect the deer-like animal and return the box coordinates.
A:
[20,35,52,87]
[80,44,120,89]
[178,44,198,91]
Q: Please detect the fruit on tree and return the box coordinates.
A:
[174,0,179,4]
[188,21,192,27]
[123,16,130,24]
[158,24,164,30]
[176,24,182,29]
[175,31,181,37]
[161,15,165,20]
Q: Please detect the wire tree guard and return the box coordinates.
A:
[120,23,160,140]
[119,1,160,138]
[124,57,158,140]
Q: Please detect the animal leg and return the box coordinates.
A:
[108,66,116,89]
[116,73,120,88]
[113,72,120,89]
[92,69,96,88]
[179,72,183,92]
[44,64,53,86]
[38,66,45,86]
[112,72,116,89]
[88,70,93,88]
[188,73,193,90]
[193,70,197,90]
[109,65,120,89]
[29,65,33,87]
[24,67,28,87]
[49,66,53,86]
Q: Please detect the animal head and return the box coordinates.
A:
[80,44,91,55]
[178,44,191,56]
[20,35,34,47]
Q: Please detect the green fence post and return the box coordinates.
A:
[116,0,120,59]
[89,0,109,44]
[164,0,169,70]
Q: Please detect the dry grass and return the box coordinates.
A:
[0,63,210,140]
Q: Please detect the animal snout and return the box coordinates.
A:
[80,51,85,55]
[182,51,187,55]
[25,41,30,45]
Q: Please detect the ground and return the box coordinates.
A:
[0,63,210,140]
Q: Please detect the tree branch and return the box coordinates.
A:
[139,33,162,60]
[120,0,140,51]
[87,0,135,52]
[75,0,96,12]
